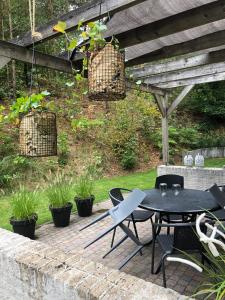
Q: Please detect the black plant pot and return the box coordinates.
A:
[49,202,73,227]
[10,214,38,239]
[75,195,94,217]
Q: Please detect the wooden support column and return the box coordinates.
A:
[161,95,169,165]
[153,93,169,165]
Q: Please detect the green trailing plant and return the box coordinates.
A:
[46,173,73,208]
[5,91,51,122]
[53,19,118,88]
[75,174,94,199]
[11,186,38,221]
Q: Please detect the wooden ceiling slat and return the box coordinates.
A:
[129,48,225,77]
[126,29,225,67]
[152,72,225,88]
[12,0,147,47]
[116,0,225,49]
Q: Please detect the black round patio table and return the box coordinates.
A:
[140,188,219,215]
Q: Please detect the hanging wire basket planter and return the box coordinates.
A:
[88,43,126,101]
[19,111,57,157]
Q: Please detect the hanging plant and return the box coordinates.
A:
[53,20,126,101]
[6,91,57,157]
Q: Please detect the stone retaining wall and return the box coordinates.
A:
[0,228,189,300]
[158,165,225,190]
[182,147,225,161]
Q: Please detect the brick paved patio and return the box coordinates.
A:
[36,201,206,298]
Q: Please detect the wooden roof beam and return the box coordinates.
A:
[0,40,73,73]
[115,0,225,49]
[13,0,147,47]
[151,72,225,89]
[129,48,225,78]
[138,61,225,85]
[126,29,225,67]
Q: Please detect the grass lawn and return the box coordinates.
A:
[204,158,225,168]
[0,168,157,231]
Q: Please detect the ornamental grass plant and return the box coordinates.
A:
[46,172,73,208]
[75,174,94,199]
[11,186,38,221]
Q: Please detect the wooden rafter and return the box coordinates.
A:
[141,62,225,85]
[167,85,194,116]
[126,81,167,96]
[129,48,225,78]
[126,29,225,67]
[12,0,147,47]
[0,56,10,69]
[115,0,225,49]
[154,71,225,89]
[0,40,73,73]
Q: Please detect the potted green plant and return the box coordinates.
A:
[47,173,73,227]
[10,186,38,239]
[74,174,94,217]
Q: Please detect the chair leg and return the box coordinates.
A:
[132,221,142,256]
[151,234,156,274]
[111,228,116,248]
[162,255,168,288]
[166,215,170,235]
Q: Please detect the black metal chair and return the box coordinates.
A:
[206,184,225,222]
[151,217,206,288]
[80,189,149,269]
[109,188,154,249]
[155,175,192,233]
[155,174,184,190]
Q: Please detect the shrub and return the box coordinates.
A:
[71,117,104,140]
[0,155,33,189]
[46,173,73,208]
[11,186,38,220]
[184,82,225,120]
[58,132,69,166]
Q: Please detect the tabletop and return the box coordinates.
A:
[140,188,219,214]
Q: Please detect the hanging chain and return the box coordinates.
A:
[28,0,41,94]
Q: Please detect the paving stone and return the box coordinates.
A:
[35,200,206,298]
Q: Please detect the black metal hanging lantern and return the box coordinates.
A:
[19,111,57,157]
[88,43,126,101]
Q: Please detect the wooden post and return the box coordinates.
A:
[161,95,169,165]
[153,94,169,165]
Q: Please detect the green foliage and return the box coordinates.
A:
[0,131,17,159]
[184,82,225,120]
[11,186,38,221]
[0,155,33,189]
[46,173,73,208]
[149,126,200,157]
[75,174,94,199]
[6,91,50,121]
[71,117,104,139]
[58,132,69,166]
[195,131,225,149]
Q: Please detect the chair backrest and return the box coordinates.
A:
[109,189,146,223]
[209,184,225,209]
[155,174,184,189]
[173,223,206,252]
[109,188,131,206]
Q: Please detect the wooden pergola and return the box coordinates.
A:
[1,0,225,164]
